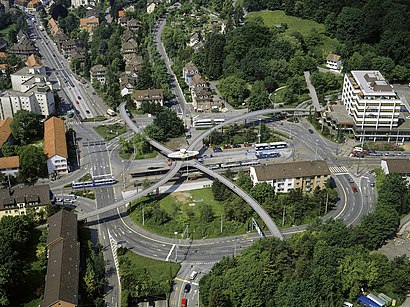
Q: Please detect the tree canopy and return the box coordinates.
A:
[10,110,42,145]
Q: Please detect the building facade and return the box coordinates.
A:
[326,53,342,70]
[250,160,330,193]
[90,64,107,85]
[132,89,163,108]
[342,71,401,131]
[381,159,410,184]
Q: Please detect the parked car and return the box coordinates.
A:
[213,147,222,153]
[370,182,375,187]
[352,186,358,193]
[349,177,354,183]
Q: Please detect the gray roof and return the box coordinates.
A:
[326,53,341,62]
[252,160,330,181]
[383,159,410,174]
[351,70,396,95]
[0,184,51,210]
[42,210,79,307]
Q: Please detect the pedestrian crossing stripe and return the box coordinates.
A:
[329,166,349,174]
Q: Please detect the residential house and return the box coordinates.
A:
[190,74,207,90]
[0,117,13,153]
[79,17,99,33]
[8,37,37,57]
[71,0,90,8]
[16,30,27,44]
[132,89,163,108]
[192,87,221,112]
[0,63,8,75]
[0,156,19,177]
[61,39,85,58]
[54,31,69,50]
[42,210,80,307]
[0,37,7,50]
[121,38,138,56]
[0,52,7,59]
[85,6,99,18]
[0,66,55,120]
[249,160,331,193]
[44,117,68,175]
[381,159,410,183]
[26,53,41,67]
[182,61,199,85]
[69,48,87,63]
[326,53,342,70]
[90,64,107,86]
[119,73,138,96]
[122,29,135,43]
[147,0,160,14]
[342,70,402,140]
[27,0,41,11]
[127,18,141,32]
[118,8,125,18]
[0,184,52,218]
[118,15,129,27]
[187,32,200,48]
[48,18,60,35]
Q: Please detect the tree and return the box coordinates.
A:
[377,173,410,214]
[198,203,214,223]
[211,179,231,201]
[235,170,253,192]
[217,76,249,107]
[259,123,272,142]
[248,80,270,111]
[202,33,226,80]
[19,145,48,183]
[10,110,42,145]
[144,124,166,142]
[153,109,185,139]
[0,144,18,157]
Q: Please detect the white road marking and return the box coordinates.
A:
[166,244,175,261]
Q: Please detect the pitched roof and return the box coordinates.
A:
[383,159,410,174]
[44,117,67,159]
[0,52,8,58]
[0,184,51,210]
[326,53,341,62]
[0,117,12,148]
[252,160,330,181]
[43,210,79,307]
[118,9,125,17]
[191,74,206,85]
[133,89,163,101]
[47,210,78,245]
[26,53,41,67]
[0,156,19,170]
[184,61,198,73]
[80,17,99,27]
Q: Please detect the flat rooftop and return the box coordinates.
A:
[351,70,396,96]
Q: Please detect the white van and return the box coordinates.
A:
[190,271,198,280]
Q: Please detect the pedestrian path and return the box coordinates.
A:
[329,166,349,174]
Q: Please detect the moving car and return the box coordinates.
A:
[184,283,191,293]
[352,186,358,193]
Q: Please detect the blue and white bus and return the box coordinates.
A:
[357,295,382,307]
[72,177,117,189]
[254,142,287,151]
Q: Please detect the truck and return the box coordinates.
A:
[106,109,116,116]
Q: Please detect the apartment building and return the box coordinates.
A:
[0,66,55,119]
[0,184,52,218]
[250,160,330,193]
[342,71,401,131]
[90,64,107,86]
[132,89,163,108]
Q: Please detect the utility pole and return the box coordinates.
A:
[220,213,223,233]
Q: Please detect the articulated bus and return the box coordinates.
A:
[193,118,225,127]
[72,177,117,189]
[253,141,288,151]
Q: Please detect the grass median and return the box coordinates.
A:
[128,188,247,240]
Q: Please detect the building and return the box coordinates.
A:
[0,156,19,177]
[121,38,138,56]
[132,89,163,108]
[0,184,52,218]
[0,66,55,119]
[8,36,37,57]
[0,117,13,153]
[147,0,161,14]
[44,117,68,175]
[250,160,330,193]
[27,0,41,11]
[47,18,60,35]
[119,73,137,96]
[182,62,199,85]
[79,17,99,33]
[342,70,402,137]
[42,210,80,307]
[325,53,342,70]
[90,64,107,85]
[71,0,90,8]
[381,159,410,183]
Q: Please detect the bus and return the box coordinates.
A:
[192,118,225,127]
[357,295,381,307]
[256,151,281,159]
[72,177,117,189]
[254,142,288,151]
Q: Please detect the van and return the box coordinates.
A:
[190,271,198,280]
[343,302,353,307]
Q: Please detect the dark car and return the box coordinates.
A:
[85,110,90,114]
[184,283,191,293]
[213,147,222,153]
[77,96,81,100]
[308,129,314,134]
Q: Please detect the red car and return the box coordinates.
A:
[352,186,358,193]
[181,298,187,307]
[76,100,80,104]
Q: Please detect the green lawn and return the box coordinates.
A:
[119,150,158,160]
[129,188,247,239]
[247,10,342,54]
[119,250,180,305]
[82,115,107,122]
[93,123,127,141]
[0,25,15,39]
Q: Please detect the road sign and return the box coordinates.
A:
[252,218,265,238]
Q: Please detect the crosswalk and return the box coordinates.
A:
[329,166,350,174]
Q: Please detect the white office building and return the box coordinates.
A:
[342,70,401,131]
[0,66,55,119]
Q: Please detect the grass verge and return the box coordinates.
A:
[82,116,106,122]
[119,249,180,304]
